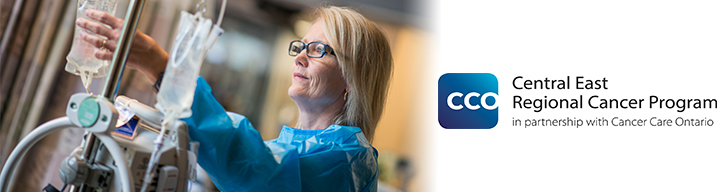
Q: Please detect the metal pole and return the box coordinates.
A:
[76,0,146,191]
[102,0,147,99]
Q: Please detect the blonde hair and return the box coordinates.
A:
[315,6,393,142]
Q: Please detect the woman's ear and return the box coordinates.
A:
[343,86,350,101]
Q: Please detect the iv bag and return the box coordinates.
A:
[65,0,118,91]
[156,11,223,119]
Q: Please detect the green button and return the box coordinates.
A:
[78,98,99,127]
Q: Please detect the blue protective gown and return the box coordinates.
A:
[181,77,379,192]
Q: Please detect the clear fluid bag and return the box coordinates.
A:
[65,0,118,92]
[141,12,221,191]
[156,11,223,119]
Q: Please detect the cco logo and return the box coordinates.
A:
[438,73,499,129]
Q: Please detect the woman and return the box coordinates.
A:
[76,6,393,191]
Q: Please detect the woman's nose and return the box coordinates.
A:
[294,50,309,67]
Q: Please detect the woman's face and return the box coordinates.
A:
[288,21,347,108]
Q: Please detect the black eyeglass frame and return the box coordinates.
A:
[288,40,336,58]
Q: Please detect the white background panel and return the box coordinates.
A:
[430,1,725,191]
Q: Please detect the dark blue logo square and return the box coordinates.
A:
[438,73,499,129]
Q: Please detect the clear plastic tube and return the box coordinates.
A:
[65,0,118,93]
[139,111,175,192]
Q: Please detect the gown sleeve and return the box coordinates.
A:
[181,77,301,191]
[181,76,378,192]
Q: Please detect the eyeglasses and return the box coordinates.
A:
[288,40,336,58]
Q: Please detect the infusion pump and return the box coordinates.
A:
[0,93,198,192]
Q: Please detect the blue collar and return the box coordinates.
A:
[277,124,364,144]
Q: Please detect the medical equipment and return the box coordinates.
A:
[1,0,226,191]
[142,8,224,192]
[0,93,193,192]
[156,12,223,119]
[65,0,118,93]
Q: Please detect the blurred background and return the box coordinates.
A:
[0,0,429,191]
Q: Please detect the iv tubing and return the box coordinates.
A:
[217,0,227,25]
[139,112,175,192]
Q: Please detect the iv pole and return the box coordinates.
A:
[74,0,146,191]
[2,0,227,191]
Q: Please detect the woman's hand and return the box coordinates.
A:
[76,9,169,83]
